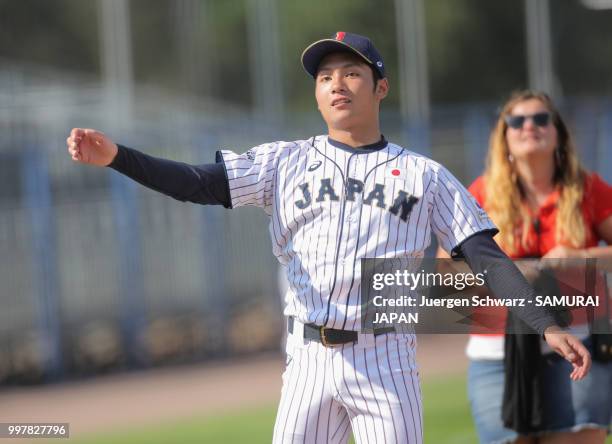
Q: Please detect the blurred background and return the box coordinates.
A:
[1,0,611,442]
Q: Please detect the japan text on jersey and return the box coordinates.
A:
[217,136,495,330]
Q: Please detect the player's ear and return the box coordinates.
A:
[375,78,389,100]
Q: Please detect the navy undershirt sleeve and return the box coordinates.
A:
[456,231,557,335]
[108,144,231,208]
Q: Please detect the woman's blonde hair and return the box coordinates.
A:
[483,90,586,254]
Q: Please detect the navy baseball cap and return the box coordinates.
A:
[301,32,385,79]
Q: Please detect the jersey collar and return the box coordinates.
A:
[327,135,388,153]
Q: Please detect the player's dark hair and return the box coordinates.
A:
[369,65,381,92]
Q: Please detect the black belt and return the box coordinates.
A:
[288,317,395,347]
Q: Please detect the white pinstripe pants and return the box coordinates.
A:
[273,331,423,444]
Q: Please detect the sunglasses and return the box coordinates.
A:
[504,112,551,129]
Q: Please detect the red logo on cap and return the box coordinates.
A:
[335,32,346,41]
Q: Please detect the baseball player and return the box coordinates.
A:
[67,32,591,444]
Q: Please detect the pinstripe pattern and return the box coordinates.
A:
[218,136,495,328]
[273,331,423,443]
[217,135,495,443]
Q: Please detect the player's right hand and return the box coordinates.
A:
[66,128,118,166]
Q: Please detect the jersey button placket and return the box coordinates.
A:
[341,217,358,263]
[342,154,363,270]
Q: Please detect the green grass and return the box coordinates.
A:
[421,375,477,444]
[58,375,611,444]
[65,406,277,444]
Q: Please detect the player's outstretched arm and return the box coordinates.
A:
[66,128,231,207]
[67,128,118,166]
[457,231,592,380]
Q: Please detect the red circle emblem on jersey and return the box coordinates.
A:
[391,169,401,176]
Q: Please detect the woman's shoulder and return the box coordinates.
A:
[582,172,612,225]
[584,171,612,195]
[467,175,486,203]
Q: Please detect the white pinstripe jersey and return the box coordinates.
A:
[217,136,496,330]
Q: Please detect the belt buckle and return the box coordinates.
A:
[319,326,339,348]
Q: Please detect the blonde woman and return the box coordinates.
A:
[457,91,612,444]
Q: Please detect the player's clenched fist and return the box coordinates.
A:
[66,128,118,166]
